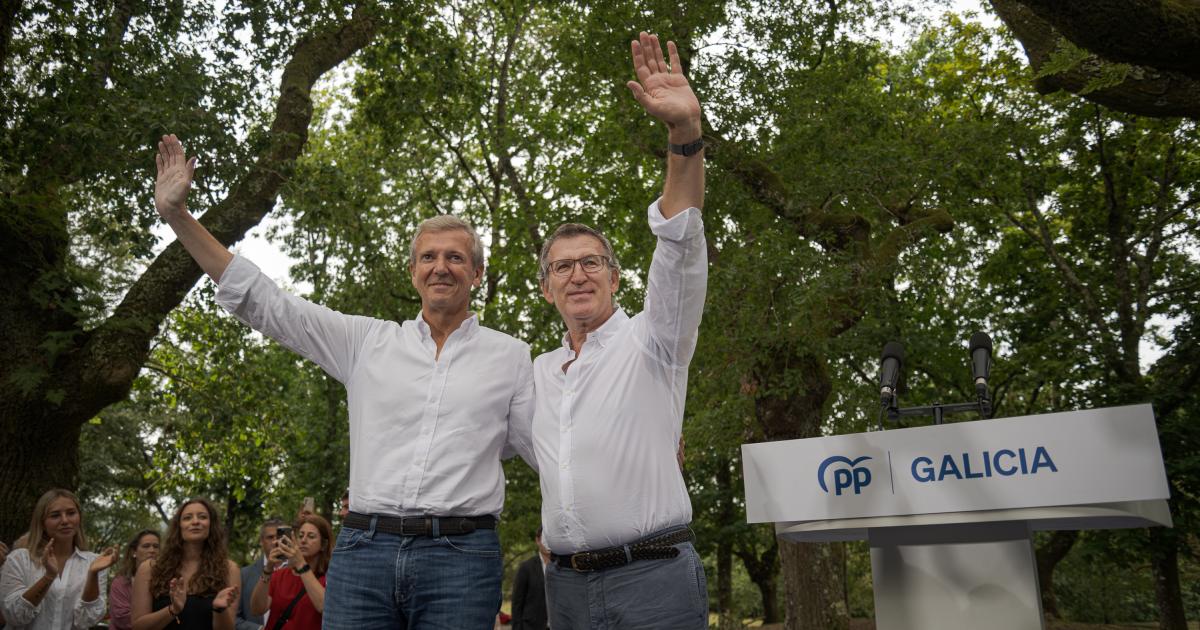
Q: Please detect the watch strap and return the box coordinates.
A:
[668,137,704,157]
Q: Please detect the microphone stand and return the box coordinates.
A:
[886,398,991,426]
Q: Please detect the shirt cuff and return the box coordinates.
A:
[647,198,700,242]
[215,255,262,309]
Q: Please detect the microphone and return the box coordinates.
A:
[969,332,992,411]
[879,342,904,408]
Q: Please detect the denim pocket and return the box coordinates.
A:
[442,532,501,557]
[333,527,366,552]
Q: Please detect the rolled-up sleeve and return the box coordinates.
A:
[216,254,378,383]
[640,198,708,367]
[73,568,105,629]
[1,550,41,626]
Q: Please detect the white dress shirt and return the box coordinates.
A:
[216,255,536,517]
[0,547,106,630]
[533,200,707,553]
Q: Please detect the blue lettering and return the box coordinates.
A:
[1019,448,1028,474]
[963,452,984,479]
[833,468,854,496]
[995,449,1017,476]
[912,457,935,482]
[983,450,993,476]
[939,455,962,480]
[1031,446,1057,473]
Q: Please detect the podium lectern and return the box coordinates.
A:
[741,404,1171,630]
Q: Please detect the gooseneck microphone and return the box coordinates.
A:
[879,341,905,408]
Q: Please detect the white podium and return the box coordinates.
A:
[741,404,1171,630]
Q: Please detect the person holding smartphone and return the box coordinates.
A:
[249,515,331,630]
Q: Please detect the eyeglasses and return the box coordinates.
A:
[545,254,612,277]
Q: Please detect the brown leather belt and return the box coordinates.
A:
[551,527,694,572]
[343,512,496,536]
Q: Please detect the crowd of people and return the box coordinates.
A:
[0,490,341,630]
[5,29,707,630]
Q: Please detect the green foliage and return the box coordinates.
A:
[53,0,1200,624]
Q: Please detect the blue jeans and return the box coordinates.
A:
[545,531,708,630]
[322,520,502,630]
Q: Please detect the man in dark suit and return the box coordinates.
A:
[237,518,282,630]
[510,527,550,630]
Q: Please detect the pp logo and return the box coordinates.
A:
[817,455,873,496]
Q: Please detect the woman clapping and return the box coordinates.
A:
[0,488,117,630]
[131,498,239,630]
[250,514,331,630]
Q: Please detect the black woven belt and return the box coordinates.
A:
[343,512,496,536]
[551,527,694,572]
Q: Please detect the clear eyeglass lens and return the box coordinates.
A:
[550,255,606,276]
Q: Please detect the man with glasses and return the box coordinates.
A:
[532,31,708,629]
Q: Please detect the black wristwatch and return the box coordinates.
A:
[668,137,705,157]
[293,564,311,575]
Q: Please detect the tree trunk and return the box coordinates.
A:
[717,540,734,628]
[0,5,379,545]
[1034,529,1078,619]
[1150,528,1188,630]
[781,540,848,630]
[737,530,782,625]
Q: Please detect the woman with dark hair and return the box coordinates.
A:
[0,488,117,630]
[108,530,160,630]
[249,514,332,630]
[131,498,239,630]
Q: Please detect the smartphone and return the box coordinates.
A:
[303,497,314,513]
[274,525,292,568]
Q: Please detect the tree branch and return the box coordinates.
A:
[68,4,380,424]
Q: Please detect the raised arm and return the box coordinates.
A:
[154,134,234,282]
[626,32,704,218]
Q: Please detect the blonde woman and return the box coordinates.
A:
[0,488,117,630]
[131,498,239,630]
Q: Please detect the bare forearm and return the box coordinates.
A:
[214,607,236,630]
[249,574,270,616]
[81,570,100,603]
[163,209,234,283]
[661,120,705,218]
[21,574,54,606]
[300,572,325,612]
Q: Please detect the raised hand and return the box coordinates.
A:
[41,544,61,578]
[626,32,702,140]
[154,134,197,219]
[88,546,118,574]
[213,584,238,610]
[277,535,304,566]
[168,577,188,615]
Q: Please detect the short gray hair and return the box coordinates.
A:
[409,215,485,269]
[538,223,621,282]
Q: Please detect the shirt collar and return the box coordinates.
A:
[560,307,627,351]
[416,311,479,340]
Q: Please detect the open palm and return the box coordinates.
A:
[154,134,196,218]
[627,32,701,130]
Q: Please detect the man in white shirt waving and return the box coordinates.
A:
[532,31,708,629]
[153,138,536,629]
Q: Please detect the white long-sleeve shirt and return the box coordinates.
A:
[533,200,707,553]
[0,547,106,630]
[215,255,536,517]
